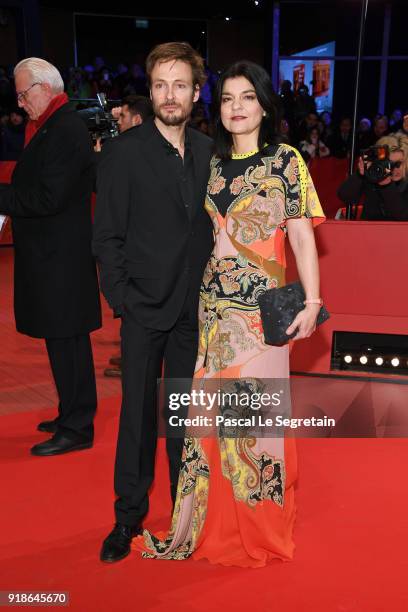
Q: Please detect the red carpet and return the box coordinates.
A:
[0,397,407,611]
[1,246,407,610]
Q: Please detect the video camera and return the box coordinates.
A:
[361,145,400,184]
[76,93,119,144]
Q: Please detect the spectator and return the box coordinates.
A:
[320,111,333,141]
[393,112,408,149]
[279,117,292,144]
[0,110,9,127]
[199,63,218,119]
[92,67,119,100]
[113,62,130,93]
[357,117,373,152]
[279,79,296,129]
[299,126,330,162]
[328,117,353,158]
[66,68,92,100]
[294,84,316,123]
[123,63,148,97]
[297,111,319,143]
[0,108,26,161]
[0,67,14,109]
[389,108,403,131]
[373,115,389,140]
[195,117,210,135]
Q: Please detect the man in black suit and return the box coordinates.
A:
[93,42,214,563]
[0,58,101,455]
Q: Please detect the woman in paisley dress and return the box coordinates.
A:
[138,61,325,567]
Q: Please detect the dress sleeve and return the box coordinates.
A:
[282,145,326,228]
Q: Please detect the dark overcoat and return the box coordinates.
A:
[0,103,101,338]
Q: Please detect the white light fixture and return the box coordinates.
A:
[375,357,384,366]
[344,355,352,364]
[359,355,368,365]
[391,357,400,367]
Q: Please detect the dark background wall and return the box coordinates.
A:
[41,7,74,68]
[0,0,406,118]
[0,8,18,65]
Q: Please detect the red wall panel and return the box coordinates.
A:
[287,220,408,375]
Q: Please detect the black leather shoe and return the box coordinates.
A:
[100,523,143,563]
[103,367,122,378]
[109,356,122,367]
[31,433,93,456]
[37,419,58,434]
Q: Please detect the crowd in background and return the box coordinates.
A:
[0,58,407,171]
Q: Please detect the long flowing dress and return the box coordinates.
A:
[137,143,325,567]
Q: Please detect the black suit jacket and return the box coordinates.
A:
[93,118,214,330]
[0,104,101,338]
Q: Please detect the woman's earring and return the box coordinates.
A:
[263,111,267,117]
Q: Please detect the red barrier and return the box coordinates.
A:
[0,161,16,246]
[308,157,349,219]
[286,219,408,375]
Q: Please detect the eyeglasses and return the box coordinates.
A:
[16,82,41,102]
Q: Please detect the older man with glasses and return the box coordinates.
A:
[0,57,101,455]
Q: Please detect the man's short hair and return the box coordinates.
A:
[14,58,64,94]
[121,95,153,122]
[145,42,207,90]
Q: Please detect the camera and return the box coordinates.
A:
[76,93,119,144]
[361,145,399,183]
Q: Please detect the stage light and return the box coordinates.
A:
[254,1,260,5]
[332,332,408,377]
[225,17,231,21]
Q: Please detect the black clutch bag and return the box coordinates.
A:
[258,281,330,346]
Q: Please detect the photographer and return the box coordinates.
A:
[337,141,408,221]
[114,94,153,133]
[94,95,153,152]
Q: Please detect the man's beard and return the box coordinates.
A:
[153,101,192,126]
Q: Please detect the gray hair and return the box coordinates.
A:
[14,57,64,94]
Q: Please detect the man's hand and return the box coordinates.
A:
[286,303,320,340]
[378,168,392,186]
[94,137,102,153]
[111,106,122,121]
[359,156,392,185]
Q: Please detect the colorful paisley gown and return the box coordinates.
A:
[138,143,325,567]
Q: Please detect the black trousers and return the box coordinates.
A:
[45,334,97,441]
[114,296,198,526]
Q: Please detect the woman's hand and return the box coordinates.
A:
[358,156,365,175]
[286,303,321,340]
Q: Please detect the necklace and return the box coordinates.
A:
[231,147,259,159]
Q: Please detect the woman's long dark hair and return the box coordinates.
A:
[213,60,281,160]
